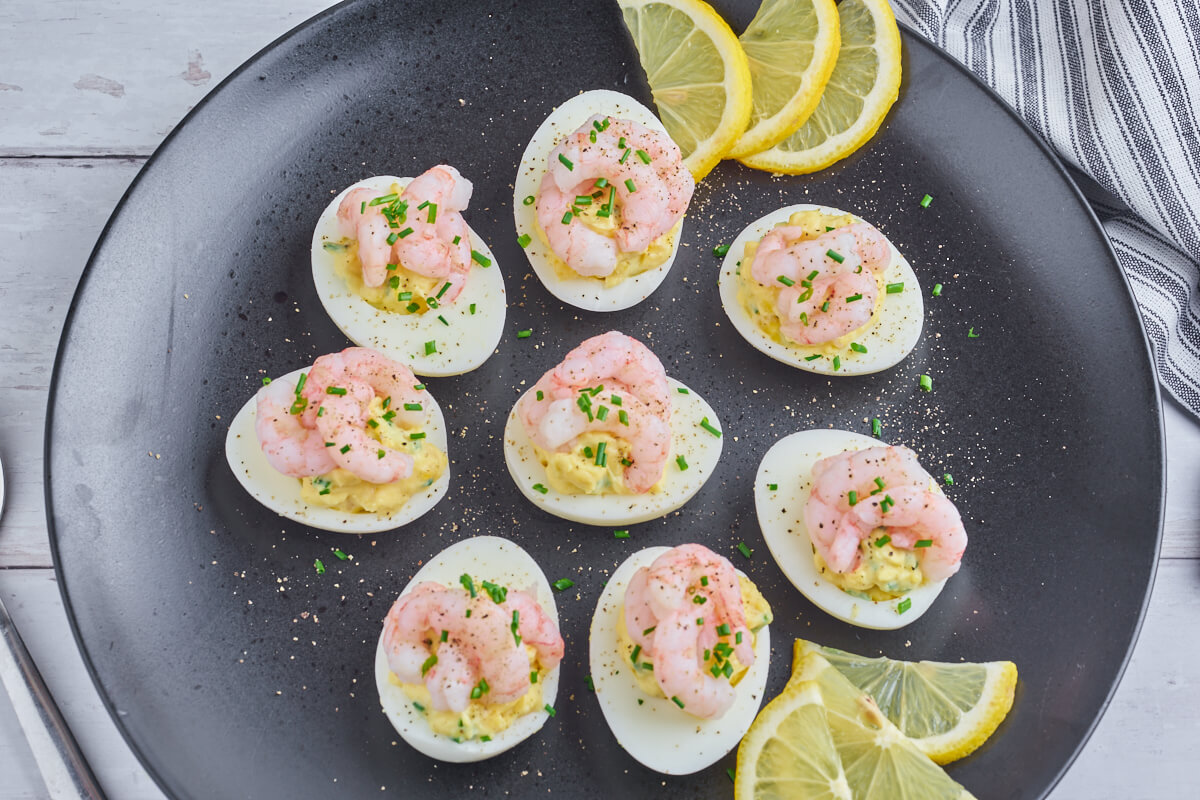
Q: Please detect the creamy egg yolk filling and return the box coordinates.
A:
[534,183,680,286]
[736,210,886,356]
[814,533,927,601]
[616,576,772,702]
[533,432,665,495]
[392,642,548,742]
[299,395,446,514]
[324,183,453,315]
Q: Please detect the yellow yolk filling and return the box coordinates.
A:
[736,210,887,355]
[323,182,446,315]
[533,433,664,495]
[616,575,773,700]
[393,642,548,740]
[814,534,926,601]
[299,396,447,513]
[534,196,680,287]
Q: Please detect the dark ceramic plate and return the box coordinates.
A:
[47,1,1163,798]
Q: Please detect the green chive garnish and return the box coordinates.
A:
[915,539,933,548]
[919,374,932,391]
[619,410,629,426]
[376,448,385,459]
[425,340,437,355]
[399,227,415,239]
[561,211,573,225]
[595,441,607,467]
[523,195,535,205]
[716,623,731,637]
[944,473,954,485]
[532,483,549,494]
[544,704,556,717]
[671,696,685,709]
[437,314,449,326]
[920,194,933,208]
[421,655,438,675]
[898,597,913,614]
[872,418,882,436]
[700,417,722,437]
[470,250,491,267]
[737,542,753,559]
[821,301,830,312]
[848,490,858,506]
[777,275,795,287]
[832,355,841,371]
[614,530,630,539]
[517,233,532,248]
[677,387,689,394]
[413,701,425,712]
[585,675,594,691]
[404,402,422,411]
[886,282,905,293]
[845,293,863,302]
[968,327,979,338]
[339,444,351,454]
[826,249,844,263]
[558,153,573,170]
[409,432,426,440]
[933,283,943,297]
[552,578,574,591]
[875,534,892,548]
[326,386,347,395]
[624,178,636,192]
[635,149,651,164]
[767,483,778,491]
[713,243,730,257]
[851,342,868,353]
[676,455,688,471]
[804,354,822,361]
[517,329,532,339]
[470,303,476,315]
[314,559,325,574]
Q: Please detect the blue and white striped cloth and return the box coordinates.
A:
[892,0,1200,418]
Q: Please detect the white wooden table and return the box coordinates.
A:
[1,2,1197,798]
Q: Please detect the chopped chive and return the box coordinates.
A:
[677,387,689,394]
[403,402,422,411]
[898,597,913,614]
[552,578,574,591]
[435,282,452,299]
[735,631,743,644]
[314,558,325,574]
[544,704,556,717]
[585,675,594,691]
[614,530,630,539]
[523,195,535,205]
[425,296,439,309]
[517,233,532,248]
[440,629,448,642]
[595,177,609,188]
[532,483,549,494]
[317,406,325,417]
[919,374,933,392]
[872,417,882,436]
[326,386,347,396]
[261,376,271,386]
[848,490,858,506]
[693,595,707,605]
[700,417,722,438]
[532,671,539,684]
[376,448,385,459]
[574,194,592,205]
[631,645,642,664]
[875,534,892,548]
[807,270,819,281]
[804,354,822,361]
[767,483,778,491]
[452,235,461,245]
[360,201,367,214]
[595,441,607,467]
[915,539,933,548]
[727,768,736,783]
[968,327,980,338]
[851,342,868,353]
[596,406,609,421]
[826,249,845,263]
[413,701,425,712]
[409,432,426,441]
[713,243,730,257]
[398,291,413,301]
[933,283,943,297]
[920,194,933,208]
[643,626,656,636]
[676,455,688,471]
[437,314,449,326]
[635,149,651,164]
[716,623,731,636]
[339,444,351,454]
[470,303,476,315]
[671,696,685,709]
[700,576,709,586]
[619,410,629,426]
[557,153,573,170]
[388,275,401,290]
[421,654,438,675]
[821,301,830,312]
[382,410,396,422]
[405,302,421,313]
[886,282,905,294]
[737,541,753,559]
[696,617,704,625]
[944,473,954,485]
[619,148,631,164]
[845,293,864,302]
[777,275,796,287]
[610,394,622,406]
[470,250,491,267]
[875,477,886,490]
[832,355,841,371]
[561,210,573,225]
[425,340,437,355]
[624,178,636,193]
[517,329,532,339]
[426,203,437,223]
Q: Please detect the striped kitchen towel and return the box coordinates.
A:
[891,0,1200,418]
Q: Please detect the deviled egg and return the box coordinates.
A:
[503,331,722,525]
[513,89,694,312]
[224,347,449,534]
[756,429,966,629]
[312,166,505,376]
[589,544,772,774]
[718,204,923,375]
[375,536,564,762]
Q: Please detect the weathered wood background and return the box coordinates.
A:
[0,1,1196,798]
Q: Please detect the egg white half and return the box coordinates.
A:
[502,378,723,526]
[224,367,450,534]
[374,535,560,762]
[312,175,506,376]
[717,204,923,375]
[513,89,685,312]
[755,429,949,629]
[589,546,770,775]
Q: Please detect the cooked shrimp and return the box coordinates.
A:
[381,581,564,712]
[315,390,414,484]
[536,115,694,277]
[517,331,671,493]
[803,445,967,581]
[389,165,474,303]
[336,165,474,300]
[300,347,426,429]
[254,378,337,477]
[622,544,754,719]
[749,222,892,345]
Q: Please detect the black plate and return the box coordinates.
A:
[47,1,1163,798]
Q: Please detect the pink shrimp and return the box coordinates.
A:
[517,331,671,493]
[254,378,337,477]
[803,445,968,581]
[338,187,395,288]
[749,222,892,345]
[536,115,694,277]
[622,544,756,720]
[381,581,564,712]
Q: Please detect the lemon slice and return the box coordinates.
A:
[618,0,753,180]
[735,682,851,800]
[726,0,841,159]
[739,0,902,174]
[793,649,977,799]
[796,639,1018,765]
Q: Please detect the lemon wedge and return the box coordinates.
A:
[739,0,902,174]
[726,0,841,159]
[796,639,1018,764]
[618,0,752,180]
[792,649,977,799]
